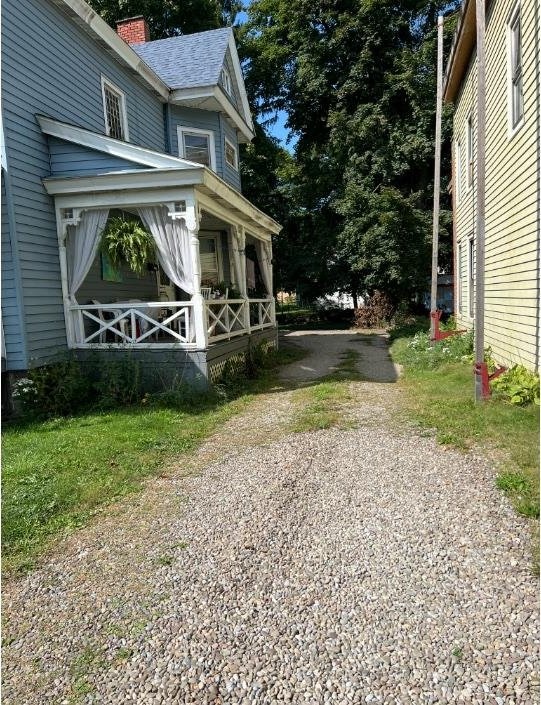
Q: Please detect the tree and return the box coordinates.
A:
[87,0,241,38]
[240,0,460,305]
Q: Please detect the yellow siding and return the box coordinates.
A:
[452,0,540,372]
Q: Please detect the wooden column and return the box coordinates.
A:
[185,205,207,349]
[430,15,444,341]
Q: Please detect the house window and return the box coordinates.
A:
[468,237,475,318]
[101,77,128,140]
[466,116,473,188]
[224,138,238,170]
[455,141,462,204]
[508,5,524,131]
[199,235,222,284]
[221,66,232,96]
[457,243,463,314]
[177,127,216,171]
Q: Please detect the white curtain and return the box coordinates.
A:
[231,230,245,295]
[255,238,273,296]
[138,206,194,296]
[67,209,109,300]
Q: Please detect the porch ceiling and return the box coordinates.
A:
[42,166,282,240]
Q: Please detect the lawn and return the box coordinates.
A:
[2,347,304,574]
[390,325,540,523]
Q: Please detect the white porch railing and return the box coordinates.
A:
[69,298,276,348]
[205,299,247,343]
[249,299,275,331]
[70,301,196,348]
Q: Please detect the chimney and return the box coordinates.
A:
[116,16,150,45]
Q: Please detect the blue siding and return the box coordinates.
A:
[1,169,27,369]
[170,105,222,170]
[48,138,149,176]
[169,105,241,192]
[76,251,159,304]
[1,0,166,366]
[221,116,242,192]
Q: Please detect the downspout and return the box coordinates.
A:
[474,0,487,401]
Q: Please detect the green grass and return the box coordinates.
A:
[2,346,305,575]
[390,332,540,522]
[290,350,361,432]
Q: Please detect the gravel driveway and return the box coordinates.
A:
[3,329,538,704]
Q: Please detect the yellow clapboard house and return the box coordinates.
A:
[444,0,540,372]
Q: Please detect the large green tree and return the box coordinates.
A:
[240,0,459,305]
[87,0,241,38]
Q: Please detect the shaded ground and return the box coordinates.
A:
[2,329,538,705]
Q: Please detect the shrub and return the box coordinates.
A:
[353,292,394,328]
[491,365,540,406]
[92,355,143,408]
[395,329,474,370]
[11,357,93,418]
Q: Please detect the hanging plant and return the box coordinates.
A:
[99,217,155,276]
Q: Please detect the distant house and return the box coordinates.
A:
[444,0,540,372]
[1,1,280,391]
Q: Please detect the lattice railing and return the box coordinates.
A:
[249,299,275,330]
[205,299,247,343]
[70,301,196,347]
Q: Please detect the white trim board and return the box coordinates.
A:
[177,125,217,171]
[37,115,202,169]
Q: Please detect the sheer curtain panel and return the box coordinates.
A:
[138,206,195,296]
[67,209,109,301]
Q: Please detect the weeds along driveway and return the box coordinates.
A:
[3,329,538,705]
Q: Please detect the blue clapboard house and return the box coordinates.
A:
[1,1,280,393]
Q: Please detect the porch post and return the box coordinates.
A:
[186,204,207,349]
[56,206,77,347]
[234,225,250,334]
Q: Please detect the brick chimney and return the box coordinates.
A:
[116,16,150,45]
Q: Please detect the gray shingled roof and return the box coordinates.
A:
[132,27,232,90]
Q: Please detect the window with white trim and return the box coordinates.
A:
[466,116,473,189]
[221,66,232,96]
[508,4,524,131]
[455,140,462,204]
[468,236,475,318]
[224,138,238,171]
[177,126,216,170]
[457,243,463,313]
[101,77,128,141]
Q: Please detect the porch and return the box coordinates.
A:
[43,156,281,384]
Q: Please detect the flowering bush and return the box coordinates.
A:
[399,329,474,370]
[12,377,38,408]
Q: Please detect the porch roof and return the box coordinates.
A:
[43,166,281,241]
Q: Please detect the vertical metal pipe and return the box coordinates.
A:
[430,15,445,340]
[474,0,487,401]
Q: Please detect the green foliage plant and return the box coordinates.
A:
[491,365,540,406]
[99,217,155,276]
[11,356,93,418]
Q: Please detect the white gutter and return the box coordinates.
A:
[169,86,255,143]
[53,0,169,100]
[42,166,281,234]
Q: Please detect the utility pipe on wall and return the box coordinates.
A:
[430,15,444,341]
[474,0,487,401]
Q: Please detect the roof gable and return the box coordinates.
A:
[133,28,232,91]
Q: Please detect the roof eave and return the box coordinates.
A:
[170,86,255,142]
[49,0,169,100]
[443,0,477,103]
